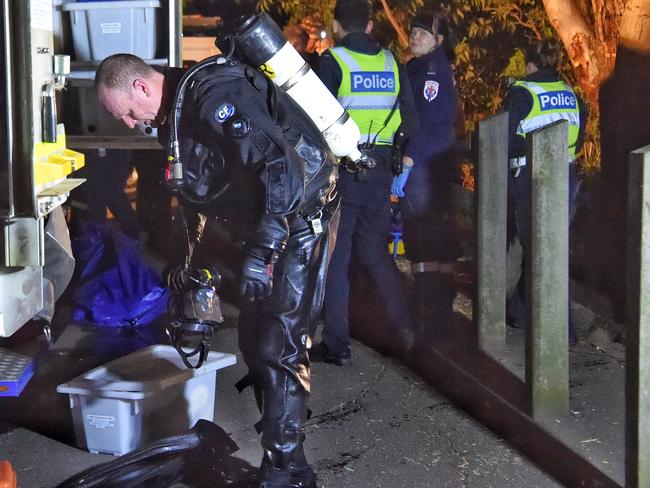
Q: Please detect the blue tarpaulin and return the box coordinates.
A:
[72,223,170,327]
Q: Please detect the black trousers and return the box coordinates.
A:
[402,150,459,329]
[73,149,143,239]
[507,163,580,335]
[402,149,459,263]
[238,201,339,471]
[322,146,412,356]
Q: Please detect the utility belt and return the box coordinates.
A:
[508,157,526,178]
[509,156,577,178]
[339,157,376,175]
[340,143,393,180]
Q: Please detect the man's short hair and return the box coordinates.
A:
[334,0,372,33]
[526,39,560,70]
[95,53,156,91]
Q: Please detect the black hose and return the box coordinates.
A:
[56,420,237,488]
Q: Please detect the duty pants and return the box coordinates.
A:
[322,146,411,356]
[238,202,339,471]
[402,151,459,328]
[402,149,459,263]
[507,163,580,333]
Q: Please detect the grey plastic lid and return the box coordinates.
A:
[63,1,161,11]
[56,345,236,396]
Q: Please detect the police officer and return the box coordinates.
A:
[313,0,418,365]
[504,39,587,344]
[395,11,461,331]
[95,53,339,488]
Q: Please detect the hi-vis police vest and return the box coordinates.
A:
[329,46,401,146]
[514,80,581,162]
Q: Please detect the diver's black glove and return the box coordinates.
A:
[163,264,189,292]
[239,249,276,302]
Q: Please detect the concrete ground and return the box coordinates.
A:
[0,300,567,488]
[0,244,627,488]
[214,325,563,488]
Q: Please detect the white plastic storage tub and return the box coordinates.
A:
[57,345,236,456]
[63,0,161,61]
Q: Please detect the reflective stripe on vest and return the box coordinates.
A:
[514,80,580,162]
[330,46,401,145]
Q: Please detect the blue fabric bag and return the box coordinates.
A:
[72,223,170,327]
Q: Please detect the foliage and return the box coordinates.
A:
[258,0,335,29]
[257,0,601,169]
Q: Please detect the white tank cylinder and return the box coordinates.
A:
[261,43,362,161]
[231,13,363,162]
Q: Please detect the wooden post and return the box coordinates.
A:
[476,112,509,352]
[527,120,569,420]
[626,145,650,488]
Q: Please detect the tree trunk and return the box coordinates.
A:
[588,0,650,317]
[541,0,620,109]
[619,0,650,49]
[379,0,408,49]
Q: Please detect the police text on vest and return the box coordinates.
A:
[538,90,576,111]
[351,72,395,93]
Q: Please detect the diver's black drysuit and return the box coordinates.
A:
[160,57,339,487]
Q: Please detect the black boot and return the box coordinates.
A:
[289,465,317,488]
[253,456,318,488]
[255,375,310,488]
[289,449,317,488]
[254,461,291,488]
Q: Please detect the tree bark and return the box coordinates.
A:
[541,0,612,108]
[589,0,650,317]
[619,0,650,49]
[379,0,409,49]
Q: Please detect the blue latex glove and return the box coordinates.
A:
[391,165,412,198]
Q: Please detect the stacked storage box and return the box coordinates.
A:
[62,1,162,136]
[63,0,161,61]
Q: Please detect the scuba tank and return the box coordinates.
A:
[165,12,368,196]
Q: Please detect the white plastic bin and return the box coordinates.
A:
[63,0,161,61]
[57,345,236,456]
